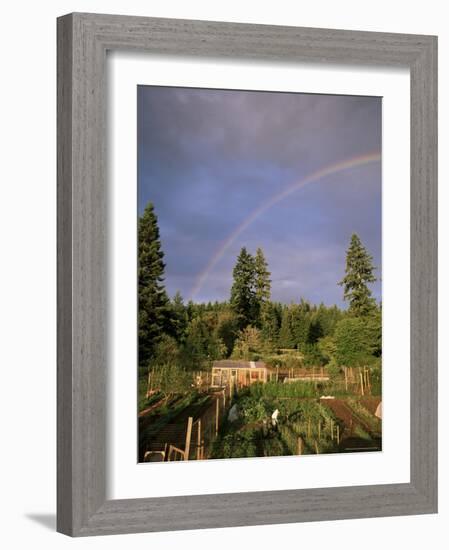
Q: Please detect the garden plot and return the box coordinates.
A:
[321,398,381,452]
[211,382,345,458]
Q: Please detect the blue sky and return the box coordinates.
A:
[138,86,381,307]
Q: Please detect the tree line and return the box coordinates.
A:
[138,202,381,385]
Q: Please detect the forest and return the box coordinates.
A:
[138,201,382,461]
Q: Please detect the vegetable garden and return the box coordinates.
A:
[211,383,345,458]
[139,377,382,461]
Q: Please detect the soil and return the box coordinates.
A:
[321,398,381,453]
[360,396,382,416]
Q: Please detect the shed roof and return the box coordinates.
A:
[212,360,268,370]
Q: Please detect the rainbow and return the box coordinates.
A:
[189,152,381,300]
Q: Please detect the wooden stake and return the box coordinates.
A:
[184,417,193,461]
[215,397,219,435]
[197,420,202,460]
[314,440,319,454]
[336,424,340,444]
[359,368,365,396]
[344,367,348,392]
[297,437,304,455]
[146,368,152,398]
[318,421,321,440]
[365,368,371,394]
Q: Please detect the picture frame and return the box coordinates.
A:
[57,12,437,536]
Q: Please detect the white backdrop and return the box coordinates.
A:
[0,1,445,549]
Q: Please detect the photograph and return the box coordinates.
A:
[137,85,382,463]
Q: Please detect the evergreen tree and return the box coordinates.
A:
[254,247,271,325]
[278,307,295,348]
[334,316,379,367]
[168,291,188,343]
[214,310,239,357]
[339,234,377,316]
[230,247,256,329]
[307,317,324,345]
[364,306,382,357]
[186,299,195,323]
[316,303,344,337]
[290,300,311,349]
[138,202,170,367]
[182,317,209,368]
[261,301,280,349]
[183,317,226,369]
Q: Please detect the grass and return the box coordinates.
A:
[248,381,320,399]
[346,398,381,434]
[353,425,373,441]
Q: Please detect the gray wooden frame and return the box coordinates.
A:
[57,12,438,537]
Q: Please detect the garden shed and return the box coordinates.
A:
[211,360,275,388]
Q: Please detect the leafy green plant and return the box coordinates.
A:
[346,398,381,434]
[238,396,270,422]
[249,381,319,400]
[279,425,300,455]
[262,435,288,457]
[212,427,259,458]
[353,425,372,441]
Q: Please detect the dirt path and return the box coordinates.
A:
[321,398,381,452]
[139,395,166,417]
[360,396,381,416]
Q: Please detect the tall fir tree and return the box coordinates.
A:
[168,291,188,343]
[261,301,280,349]
[339,233,377,316]
[307,317,324,344]
[278,307,295,348]
[138,202,170,367]
[254,247,271,327]
[290,300,311,349]
[230,247,256,329]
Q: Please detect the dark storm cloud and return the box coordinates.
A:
[138,86,382,306]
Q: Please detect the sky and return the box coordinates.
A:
[138,86,382,307]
